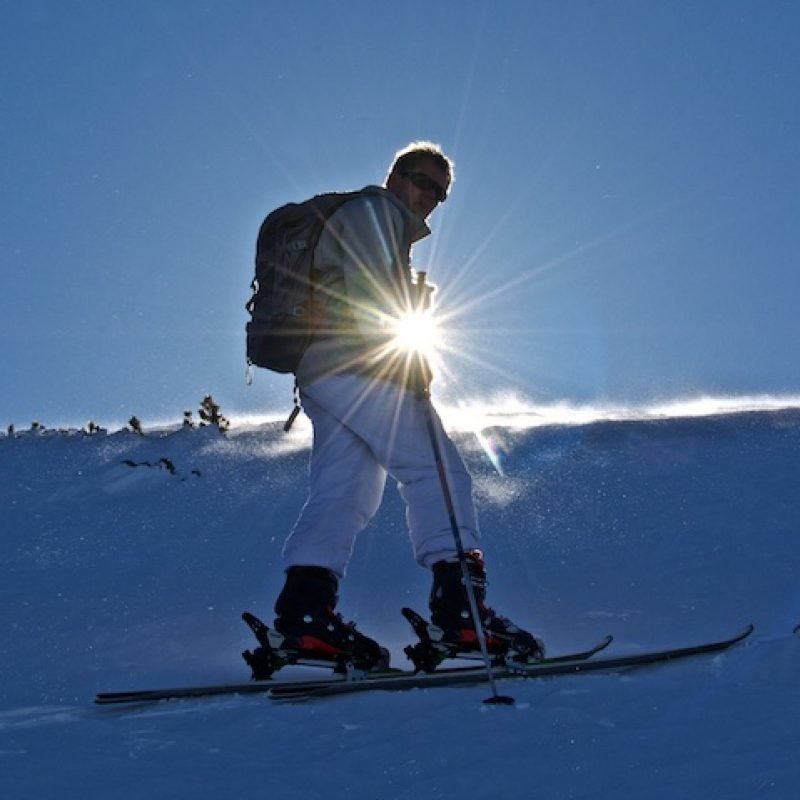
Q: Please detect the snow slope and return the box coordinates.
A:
[1,403,799,799]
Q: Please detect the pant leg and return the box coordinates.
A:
[303,375,480,569]
[282,393,387,578]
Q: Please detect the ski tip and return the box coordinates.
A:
[739,623,756,641]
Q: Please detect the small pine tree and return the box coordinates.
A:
[128,416,144,435]
[183,411,194,428]
[198,395,229,431]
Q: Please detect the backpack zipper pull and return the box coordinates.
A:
[283,381,302,432]
[283,405,301,432]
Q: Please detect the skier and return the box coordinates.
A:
[271,141,543,668]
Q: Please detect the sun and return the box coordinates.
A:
[390,310,444,361]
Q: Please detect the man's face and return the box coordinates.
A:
[387,156,450,221]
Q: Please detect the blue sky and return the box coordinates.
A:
[2,1,799,428]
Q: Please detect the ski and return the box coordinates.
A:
[268,624,754,701]
[262,631,613,697]
[96,678,292,705]
[93,633,612,706]
[95,623,752,706]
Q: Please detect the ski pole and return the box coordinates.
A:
[418,391,514,706]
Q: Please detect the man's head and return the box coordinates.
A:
[386,141,454,221]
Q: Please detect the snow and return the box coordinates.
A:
[1,402,799,799]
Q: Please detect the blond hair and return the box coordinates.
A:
[387,141,455,197]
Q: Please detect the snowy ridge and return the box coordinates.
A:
[8,393,800,439]
[1,403,799,798]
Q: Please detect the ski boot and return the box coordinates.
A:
[405,551,544,671]
[243,566,389,680]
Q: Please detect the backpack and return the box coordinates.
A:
[246,189,376,374]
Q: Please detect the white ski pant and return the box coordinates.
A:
[282,374,481,577]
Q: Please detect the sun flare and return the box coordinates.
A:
[390,311,444,360]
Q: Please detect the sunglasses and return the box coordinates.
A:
[400,171,448,203]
